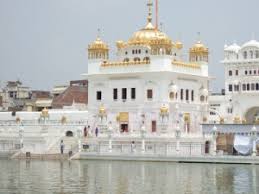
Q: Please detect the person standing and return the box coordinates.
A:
[60,140,65,154]
[95,127,99,137]
[84,126,87,137]
[131,141,136,153]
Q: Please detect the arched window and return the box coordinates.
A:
[134,57,141,62]
[191,90,194,101]
[243,51,247,59]
[185,89,189,101]
[247,83,250,91]
[251,83,255,90]
[256,50,259,58]
[245,70,248,75]
[229,70,232,76]
[132,50,135,54]
[123,58,130,62]
[143,57,150,62]
[250,50,253,59]
[138,49,141,54]
[256,83,259,91]
[180,89,183,100]
[242,84,246,91]
[200,95,205,102]
[169,92,175,100]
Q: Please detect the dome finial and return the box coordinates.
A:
[147,0,153,24]
[197,32,201,43]
[97,28,101,40]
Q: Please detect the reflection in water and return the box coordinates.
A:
[0,159,258,194]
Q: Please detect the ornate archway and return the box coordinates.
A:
[244,107,259,124]
[65,130,74,137]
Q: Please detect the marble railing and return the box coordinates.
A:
[81,142,205,156]
[0,120,88,126]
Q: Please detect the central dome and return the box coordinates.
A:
[128,22,173,47]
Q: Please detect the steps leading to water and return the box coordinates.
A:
[47,136,78,154]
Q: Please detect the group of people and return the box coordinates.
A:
[83,125,99,138]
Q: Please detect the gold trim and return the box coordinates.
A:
[119,112,129,122]
[172,60,201,69]
[101,60,150,67]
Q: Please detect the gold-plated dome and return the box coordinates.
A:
[190,40,208,53]
[99,105,106,115]
[116,40,126,50]
[88,37,109,51]
[175,41,183,49]
[160,104,169,114]
[128,22,173,47]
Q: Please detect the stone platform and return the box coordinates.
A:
[75,153,259,164]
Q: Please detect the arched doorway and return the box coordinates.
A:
[205,141,210,154]
[245,107,259,124]
[66,131,74,137]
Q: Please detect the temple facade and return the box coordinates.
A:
[85,0,210,134]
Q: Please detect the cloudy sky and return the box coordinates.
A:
[0,0,258,91]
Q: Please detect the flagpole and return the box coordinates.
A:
[155,0,158,29]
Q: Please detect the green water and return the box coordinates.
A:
[0,159,258,194]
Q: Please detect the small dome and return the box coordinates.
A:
[88,37,109,51]
[128,22,173,47]
[99,105,106,115]
[116,40,126,49]
[160,104,169,114]
[190,40,208,53]
[175,41,183,49]
[242,40,259,48]
[224,43,240,53]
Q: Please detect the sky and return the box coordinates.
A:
[0,0,259,92]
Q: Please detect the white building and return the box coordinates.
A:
[84,0,210,134]
[0,81,31,111]
[209,39,259,124]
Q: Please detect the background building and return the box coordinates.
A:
[209,39,259,124]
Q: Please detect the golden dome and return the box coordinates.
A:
[190,40,208,53]
[88,37,109,51]
[128,22,173,47]
[99,105,106,115]
[175,41,183,49]
[160,104,169,114]
[116,40,126,50]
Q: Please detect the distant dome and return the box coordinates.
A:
[175,41,183,49]
[190,40,208,53]
[88,37,109,51]
[242,40,259,48]
[224,43,240,53]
